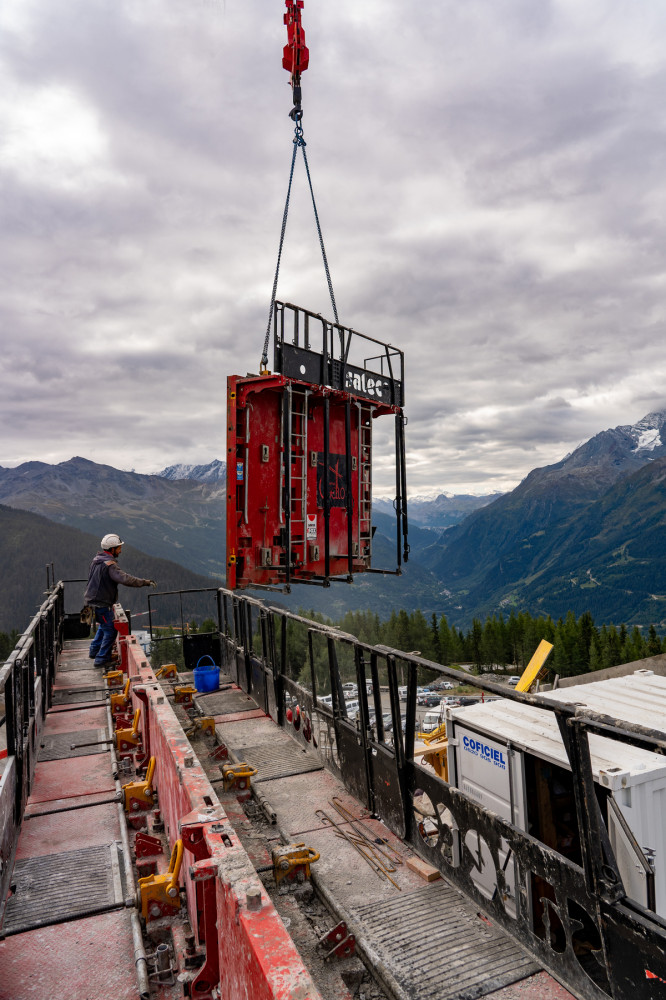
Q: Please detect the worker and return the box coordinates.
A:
[84,533,156,667]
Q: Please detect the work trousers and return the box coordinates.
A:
[89,607,117,665]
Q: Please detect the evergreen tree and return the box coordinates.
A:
[429,613,441,662]
[648,625,662,656]
[469,619,484,674]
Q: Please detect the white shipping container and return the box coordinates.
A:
[446,675,666,917]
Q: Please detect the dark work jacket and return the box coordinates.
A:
[84,551,147,608]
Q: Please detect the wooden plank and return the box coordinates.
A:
[406,856,441,882]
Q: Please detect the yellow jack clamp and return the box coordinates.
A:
[174,685,197,705]
[103,669,124,688]
[116,707,142,754]
[110,677,131,714]
[272,843,320,886]
[155,663,178,680]
[137,839,183,920]
[184,716,216,738]
[221,762,257,791]
[122,755,156,813]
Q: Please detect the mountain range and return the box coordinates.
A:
[423,410,666,626]
[2,408,666,632]
[0,457,227,581]
[0,504,223,633]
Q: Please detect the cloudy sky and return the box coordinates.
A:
[2,0,666,496]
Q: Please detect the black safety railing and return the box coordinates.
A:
[274,301,405,408]
[164,584,666,1000]
[0,581,66,923]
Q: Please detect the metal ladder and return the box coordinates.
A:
[357,403,374,559]
[289,386,309,558]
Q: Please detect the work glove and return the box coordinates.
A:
[144,579,157,587]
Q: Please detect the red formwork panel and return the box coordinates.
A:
[227,302,408,590]
[122,636,323,1000]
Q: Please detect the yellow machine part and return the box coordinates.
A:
[122,755,156,812]
[515,639,554,693]
[103,669,124,688]
[138,839,183,919]
[110,678,131,713]
[155,663,178,680]
[116,707,142,751]
[422,744,448,780]
[271,843,320,884]
[221,762,258,791]
[185,716,216,737]
[174,685,197,704]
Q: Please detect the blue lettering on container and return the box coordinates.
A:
[236,461,244,482]
[462,735,506,770]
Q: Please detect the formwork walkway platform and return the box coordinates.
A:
[0,654,143,1000]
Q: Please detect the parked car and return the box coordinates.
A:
[507,675,521,686]
[419,709,445,734]
[370,712,393,733]
[416,688,433,705]
[343,698,359,718]
[318,693,333,708]
[440,696,461,708]
[420,692,441,707]
[441,681,455,690]
[398,686,408,700]
[342,682,358,697]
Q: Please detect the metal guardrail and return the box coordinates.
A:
[170,584,666,1000]
[0,582,65,923]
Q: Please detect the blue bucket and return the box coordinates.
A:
[193,655,220,693]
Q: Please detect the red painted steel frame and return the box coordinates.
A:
[122,635,322,1000]
[227,373,398,589]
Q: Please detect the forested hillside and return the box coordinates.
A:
[322,607,666,679]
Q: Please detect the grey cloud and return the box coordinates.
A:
[2,0,666,493]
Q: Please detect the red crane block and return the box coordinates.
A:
[283,0,309,77]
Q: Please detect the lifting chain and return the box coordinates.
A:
[261,2,339,372]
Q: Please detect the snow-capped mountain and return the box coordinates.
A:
[157,460,226,483]
[627,411,666,454]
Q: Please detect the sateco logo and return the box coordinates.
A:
[462,735,506,770]
[344,371,390,398]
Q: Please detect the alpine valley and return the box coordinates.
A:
[1,408,666,632]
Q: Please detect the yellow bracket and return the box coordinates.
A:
[155,663,178,680]
[110,678,131,713]
[174,685,197,704]
[185,716,216,738]
[116,707,142,752]
[122,755,156,812]
[103,669,124,688]
[138,839,183,920]
[221,762,258,791]
[272,843,320,884]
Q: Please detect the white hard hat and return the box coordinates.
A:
[101,533,124,550]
